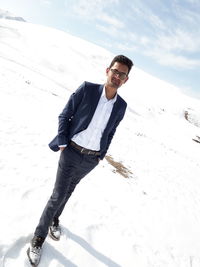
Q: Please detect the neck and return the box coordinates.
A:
[105,85,117,100]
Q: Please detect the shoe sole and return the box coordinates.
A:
[27,247,40,267]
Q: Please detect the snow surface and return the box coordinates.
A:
[0,18,200,267]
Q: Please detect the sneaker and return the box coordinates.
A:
[49,218,61,241]
[27,236,44,266]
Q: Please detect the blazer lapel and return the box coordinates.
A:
[90,84,104,115]
[105,95,121,129]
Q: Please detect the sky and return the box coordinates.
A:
[0,0,200,99]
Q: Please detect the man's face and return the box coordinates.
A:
[106,62,129,89]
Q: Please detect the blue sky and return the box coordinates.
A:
[0,0,200,99]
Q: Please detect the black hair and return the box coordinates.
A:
[109,55,134,74]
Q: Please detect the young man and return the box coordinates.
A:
[27,55,133,266]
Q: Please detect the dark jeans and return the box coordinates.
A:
[34,144,99,239]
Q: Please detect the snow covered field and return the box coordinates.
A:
[0,17,200,267]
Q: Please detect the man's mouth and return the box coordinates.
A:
[111,77,120,87]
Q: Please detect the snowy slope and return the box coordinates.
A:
[0,18,200,267]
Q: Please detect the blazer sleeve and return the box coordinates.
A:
[57,82,85,145]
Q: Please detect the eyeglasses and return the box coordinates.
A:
[110,68,128,80]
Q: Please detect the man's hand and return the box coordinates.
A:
[59,146,66,152]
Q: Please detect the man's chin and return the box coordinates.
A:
[109,81,120,89]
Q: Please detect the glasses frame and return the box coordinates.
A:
[110,68,128,80]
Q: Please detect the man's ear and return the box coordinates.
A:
[106,68,110,75]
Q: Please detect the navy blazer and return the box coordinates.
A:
[49,81,127,159]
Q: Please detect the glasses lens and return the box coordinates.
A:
[110,69,127,80]
[119,73,127,80]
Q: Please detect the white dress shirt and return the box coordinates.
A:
[71,86,117,151]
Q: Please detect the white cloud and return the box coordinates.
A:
[115,43,138,52]
[173,3,200,29]
[184,0,200,4]
[99,14,124,29]
[66,0,119,17]
[148,14,166,30]
[64,0,200,70]
[96,24,119,38]
[129,2,167,31]
[66,0,123,30]
[129,33,151,46]
[39,0,51,6]
[124,1,200,69]
[156,29,200,53]
[145,49,200,69]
